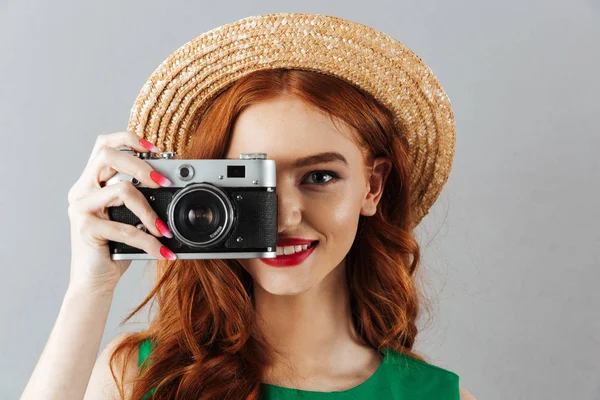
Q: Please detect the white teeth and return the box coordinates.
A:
[284,246,295,255]
[276,243,312,255]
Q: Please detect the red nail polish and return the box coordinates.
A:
[150,171,172,187]
[160,246,177,260]
[139,138,160,153]
[155,218,173,238]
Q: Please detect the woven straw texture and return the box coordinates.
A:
[127,12,455,229]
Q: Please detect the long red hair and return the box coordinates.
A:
[110,68,434,399]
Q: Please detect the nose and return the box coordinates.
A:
[276,179,302,234]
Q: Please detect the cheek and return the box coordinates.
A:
[305,190,364,240]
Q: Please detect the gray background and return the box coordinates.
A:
[1,0,599,399]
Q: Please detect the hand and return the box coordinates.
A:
[66,131,176,293]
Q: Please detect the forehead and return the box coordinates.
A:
[225,96,364,168]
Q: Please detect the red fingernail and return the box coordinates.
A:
[150,171,172,187]
[155,218,173,239]
[160,246,177,260]
[139,138,160,153]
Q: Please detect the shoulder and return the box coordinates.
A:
[404,355,477,399]
[385,349,473,398]
[84,332,140,400]
[385,349,459,380]
[460,387,477,400]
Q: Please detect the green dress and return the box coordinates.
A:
[138,339,460,399]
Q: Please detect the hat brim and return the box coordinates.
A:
[128,12,455,228]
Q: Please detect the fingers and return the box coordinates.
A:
[73,180,169,238]
[85,146,171,191]
[67,131,177,266]
[72,211,174,260]
[69,132,168,205]
[85,131,158,171]
[68,181,176,260]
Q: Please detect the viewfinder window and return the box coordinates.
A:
[227,165,245,178]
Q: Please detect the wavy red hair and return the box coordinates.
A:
[109,68,435,399]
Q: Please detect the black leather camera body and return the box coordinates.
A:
[105,147,277,260]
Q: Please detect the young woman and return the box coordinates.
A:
[22,14,476,400]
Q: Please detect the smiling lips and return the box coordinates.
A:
[276,241,317,256]
[260,238,320,267]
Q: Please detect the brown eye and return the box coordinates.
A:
[302,171,340,186]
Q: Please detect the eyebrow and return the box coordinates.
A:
[293,152,349,168]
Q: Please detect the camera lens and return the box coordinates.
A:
[187,205,213,228]
[167,183,234,248]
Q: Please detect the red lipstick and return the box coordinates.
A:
[261,238,319,267]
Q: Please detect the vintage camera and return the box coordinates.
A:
[105,147,277,260]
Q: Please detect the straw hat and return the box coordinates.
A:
[127,12,456,229]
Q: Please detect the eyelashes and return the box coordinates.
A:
[302,170,341,186]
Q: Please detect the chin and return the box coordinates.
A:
[252,275,315,297]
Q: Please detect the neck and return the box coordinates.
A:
[253,260,375,380]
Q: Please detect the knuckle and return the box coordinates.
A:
[97,146,112,162]
[95,133,107,146]
[120,223,141,240]
[137,166,151,181]
[67,182,83,205]
[116,180,135,196]
[67,202,77,219]
[127,130,139,139]
[136,192,157,221]
[145,206,157,223]
[130,190,156,225]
